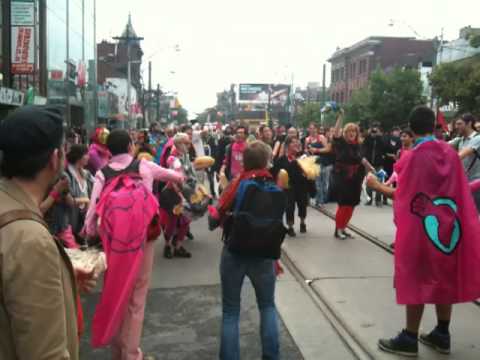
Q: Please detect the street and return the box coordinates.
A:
[79,203,480,359]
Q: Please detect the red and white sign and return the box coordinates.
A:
[11,26,34,74]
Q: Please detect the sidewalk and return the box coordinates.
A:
[282,204,480,359]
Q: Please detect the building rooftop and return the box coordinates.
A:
[328,36,433,62]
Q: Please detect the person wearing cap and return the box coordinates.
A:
[0,105,96,360]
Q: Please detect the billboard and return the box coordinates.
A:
[238,84,291,107]
[11,0,35,74]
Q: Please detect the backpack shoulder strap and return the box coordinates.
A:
[101,159,141,182]
[0,209,47,230]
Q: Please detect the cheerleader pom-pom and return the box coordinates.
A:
[297,156,320,180]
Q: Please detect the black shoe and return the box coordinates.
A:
[287,227,296,237]
[342,229,354,238]
[334,229,347,240]
[186,231,194,240]
[174,246,192,258]
[300,223,307,233]
[419,328,450,354]
[378,330,418,357]
[163,245,173,259]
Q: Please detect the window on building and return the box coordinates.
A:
[351,63,356,78]
[359,59,367,74]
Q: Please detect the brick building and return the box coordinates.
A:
[97,15,143,91]
[328,37,435,104]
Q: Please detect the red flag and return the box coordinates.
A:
[437,110,449,132]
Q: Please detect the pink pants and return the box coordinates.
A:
[111,240,155,360]
[57,225,80,249]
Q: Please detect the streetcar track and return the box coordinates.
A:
[281,248,376,360]
[311,205,480,309]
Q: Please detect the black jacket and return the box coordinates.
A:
[362,135,386,167]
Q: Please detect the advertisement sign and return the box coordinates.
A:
[11,26,34,74]
[0,87,25,106]
[11,0,35,26]
[239,84,269,103]
[238,84,291,107]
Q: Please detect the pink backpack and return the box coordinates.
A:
[92,160,159,347]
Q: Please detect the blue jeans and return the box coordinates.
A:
[220,247,279,360]
[316,164,333,205]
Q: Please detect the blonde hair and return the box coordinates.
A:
[343,123,360,142]
[173,132,189,147]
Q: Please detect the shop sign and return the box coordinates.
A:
[11,26,34,74]
[0,87,24,106]
[11,0,35,26]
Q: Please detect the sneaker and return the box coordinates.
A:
[163,245,173,259]
[378,330,418,357]
[300,223,307,233]
[186,231,194,240]
[287,227,296,237]
[334,229,347,240]
[342,229,354,238]
[174,246,192,258]
[365,200,372,206]
[419,328,451,354]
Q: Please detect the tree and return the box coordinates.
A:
[344,88,371,128]
[430,57,480,115]
[368,67,425,129]
[296,102,322,128]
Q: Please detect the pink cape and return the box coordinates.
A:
[91,175,158,347]
[393,140,480,304]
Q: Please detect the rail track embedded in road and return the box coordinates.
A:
[281,249,377,360]
[311,205,480,309]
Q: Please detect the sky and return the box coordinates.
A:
[97,0,479,116]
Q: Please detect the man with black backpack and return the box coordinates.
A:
[209,141,287,360]
[449,113,480,212]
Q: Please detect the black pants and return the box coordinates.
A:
[207,170,216,197]
[286,188,308,225]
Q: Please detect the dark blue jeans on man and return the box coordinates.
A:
[220,247,279,360]
[315,164,333,205]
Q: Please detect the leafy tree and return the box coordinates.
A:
[296,102,322,128]
[469,34,480,48]
[430,57,480,115]
[368,67,425,129]
[344,88,371,128]
[343,67,425,129]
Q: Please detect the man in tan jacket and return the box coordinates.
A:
[0,106,90,359]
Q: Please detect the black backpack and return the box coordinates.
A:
[224,178,287,259]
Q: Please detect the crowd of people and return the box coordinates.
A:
[1,103,480,360]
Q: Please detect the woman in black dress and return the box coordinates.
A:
[318,111,374,239]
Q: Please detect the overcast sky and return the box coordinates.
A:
[97,0,479,116]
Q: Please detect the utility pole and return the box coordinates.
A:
[65,0,70,128]
[156,83,161,123]
[147,61,152,126]
[113,14,144,129]
[322,64,327,105]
